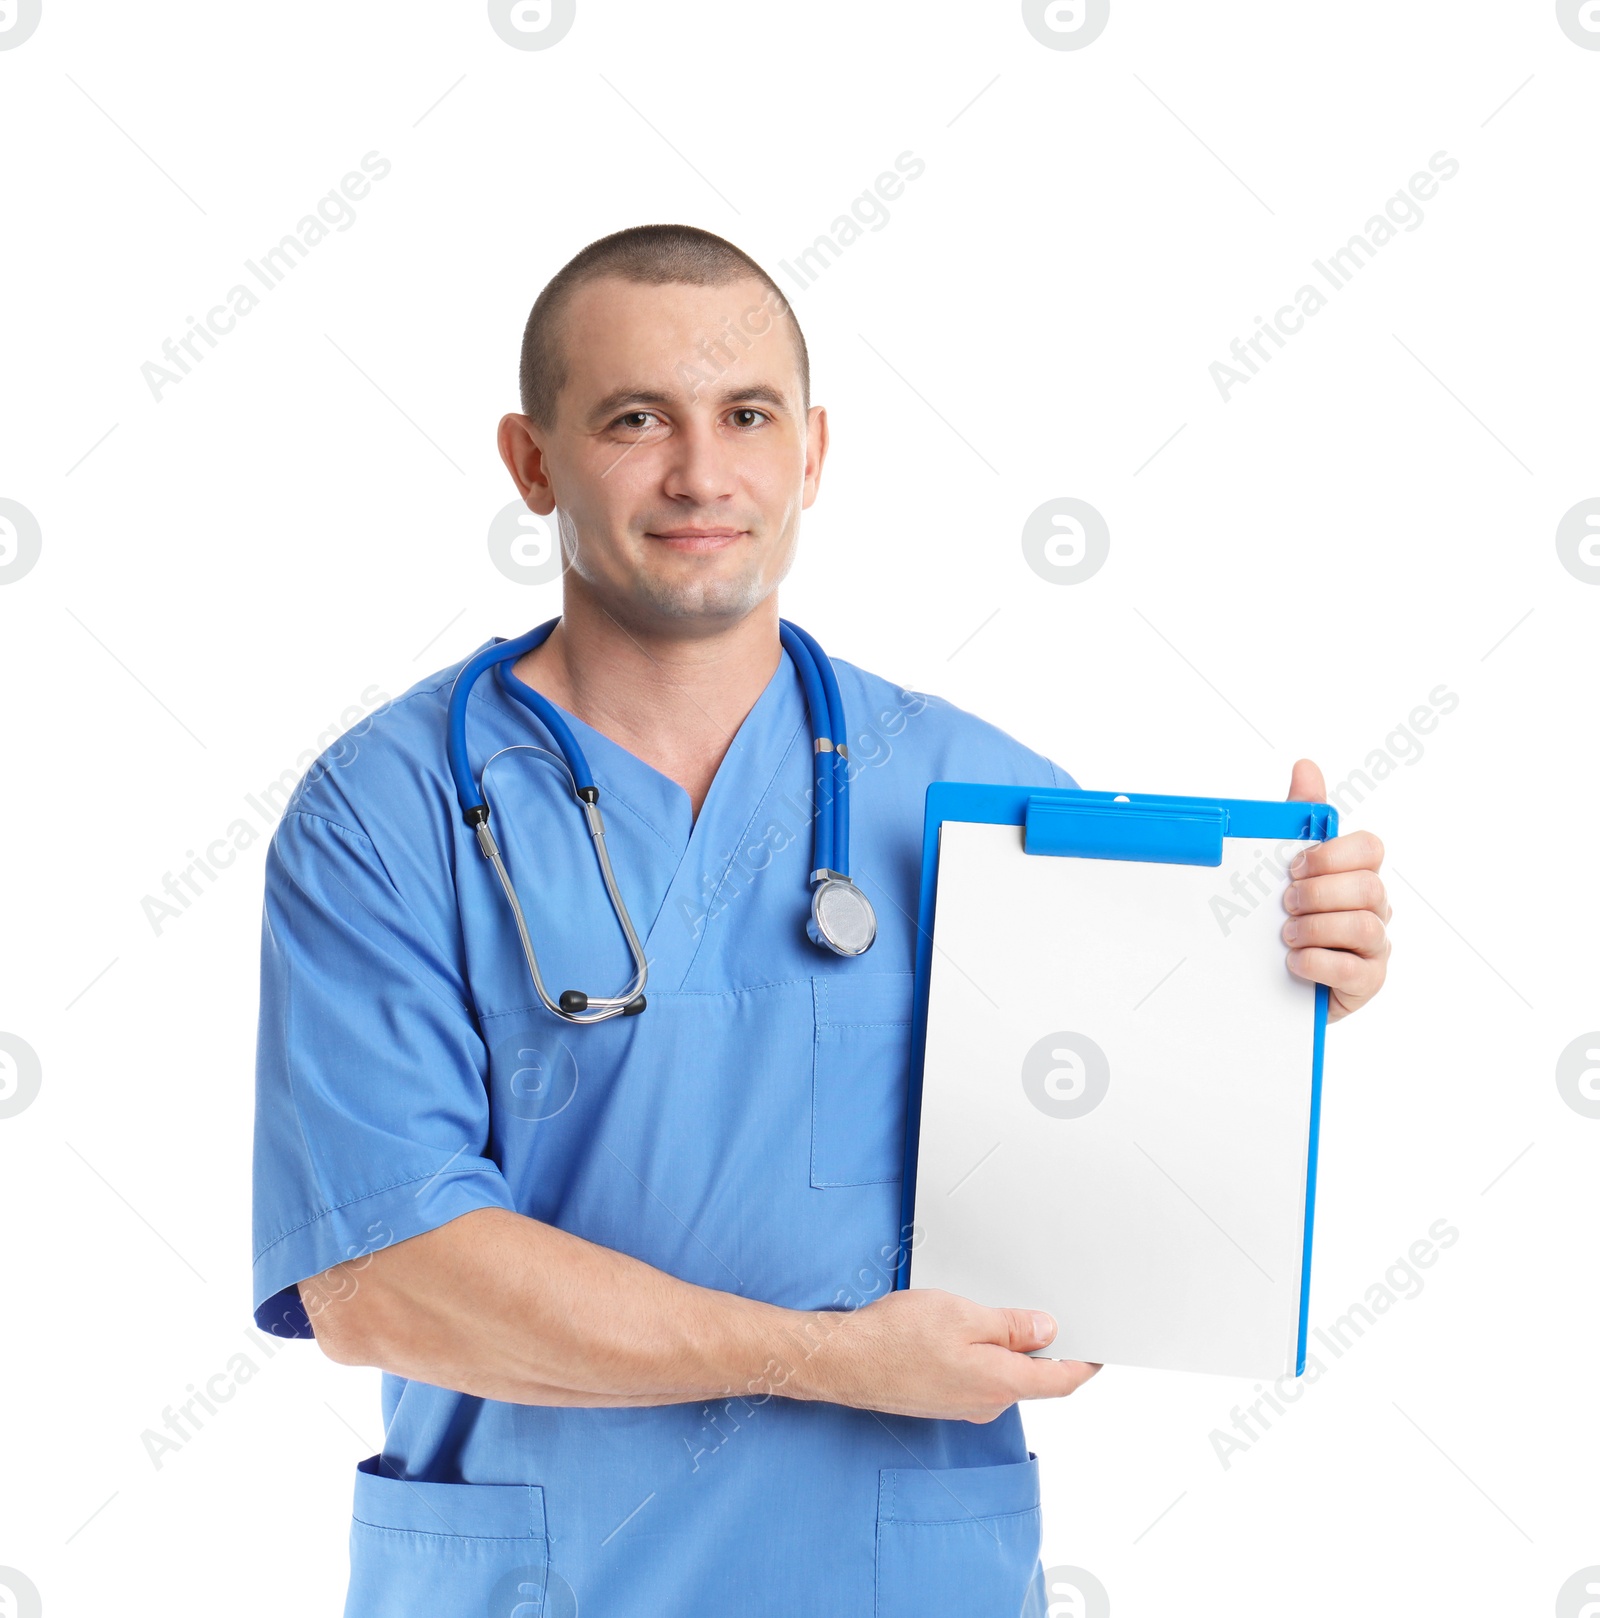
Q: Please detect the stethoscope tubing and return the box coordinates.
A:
[446,616,861,1020]
[446,620,593,811]
[779,619,849,877]
[776,621,838,877]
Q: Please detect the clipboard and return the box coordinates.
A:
[894,784,1337,1380]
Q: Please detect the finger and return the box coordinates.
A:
[1284,869,1388,918]
[1285,758,1326,802]
[1008,1357,1102,1401]
[1281,909,1388,957]
[1289,829,1385,880]
[1287,944,1387,998]
[989,1307,1058,1352]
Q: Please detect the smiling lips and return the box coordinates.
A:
[648,527,747,552]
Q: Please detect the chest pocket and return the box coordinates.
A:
[810,972,916,1188]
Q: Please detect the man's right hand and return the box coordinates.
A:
[784,1288,1101,1423]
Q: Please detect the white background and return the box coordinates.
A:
[1,2,1596,1613]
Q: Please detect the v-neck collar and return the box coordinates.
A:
[476,635,812,976]
[485,636,798,827]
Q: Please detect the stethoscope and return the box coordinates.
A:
[446,617,877,1025]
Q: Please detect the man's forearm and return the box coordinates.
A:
[307,1206,841,1407]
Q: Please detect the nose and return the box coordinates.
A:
[661,414,736,508]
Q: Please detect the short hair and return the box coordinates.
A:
[517,224,810,429]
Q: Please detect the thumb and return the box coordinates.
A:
[999,1308,1057,1351]
[1286,757,1326,803]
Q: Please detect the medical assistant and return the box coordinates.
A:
[251,635,1079,1618]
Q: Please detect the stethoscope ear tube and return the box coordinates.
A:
[452,617,877,1028]
[446,626,554,819]
[779,619,876,957]
[781,619,850,871]
[778,622,836,876]
[451,619,649,1023]
[473,771,650,1024]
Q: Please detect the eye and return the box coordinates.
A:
[729,407,771,429]
[613,410,664,433]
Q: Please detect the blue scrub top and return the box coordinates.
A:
[252,636,1078,1618]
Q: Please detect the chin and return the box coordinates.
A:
[633,570,772,624]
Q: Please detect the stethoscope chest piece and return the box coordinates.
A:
[808,873,878,957]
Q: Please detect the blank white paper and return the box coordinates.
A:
[909,818,1320,1380]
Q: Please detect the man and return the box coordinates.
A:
[251,224,1390,1616]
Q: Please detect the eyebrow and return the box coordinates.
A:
[586,382,791,425]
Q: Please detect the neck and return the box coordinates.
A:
[510,586,782,820]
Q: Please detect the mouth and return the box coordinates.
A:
[646,527,747,553]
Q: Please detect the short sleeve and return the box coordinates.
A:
[251,810,515,1338]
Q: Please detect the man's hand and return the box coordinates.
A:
[789,1290,1101,1423]
[1283,759,1391,1022]
[306,1209,1100,1423]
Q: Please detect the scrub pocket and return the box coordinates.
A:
[811,971,916,1188]
[874,1453,1045,1618]
[345,1455,568,1617]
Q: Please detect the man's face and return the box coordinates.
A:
[500,274,826,634]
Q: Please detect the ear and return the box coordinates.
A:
[497,413,557,515]
[1286,758,1327,803]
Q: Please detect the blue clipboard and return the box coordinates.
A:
[894,783,1338,1378]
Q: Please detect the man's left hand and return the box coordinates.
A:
[1282,759,1391,1023]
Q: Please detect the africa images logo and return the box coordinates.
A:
[488,0,576,50]
[0,498,42,584]
[139,155,393,403]
[1556,498,1600,584]
[0,1034,42,1120]
[489,501,566,585]
[1042,1565,1110,1618]
[1022,1031,1111,1119]
[1556,0,1600,48]
[0,0,42,49]
[487,1565,579,1616]
[0,1569,42,1618]
[1022,498,1110,586]
[1022,0,1110,50]
[1209,153,1460,403]
[1555,1033,1600,1119]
